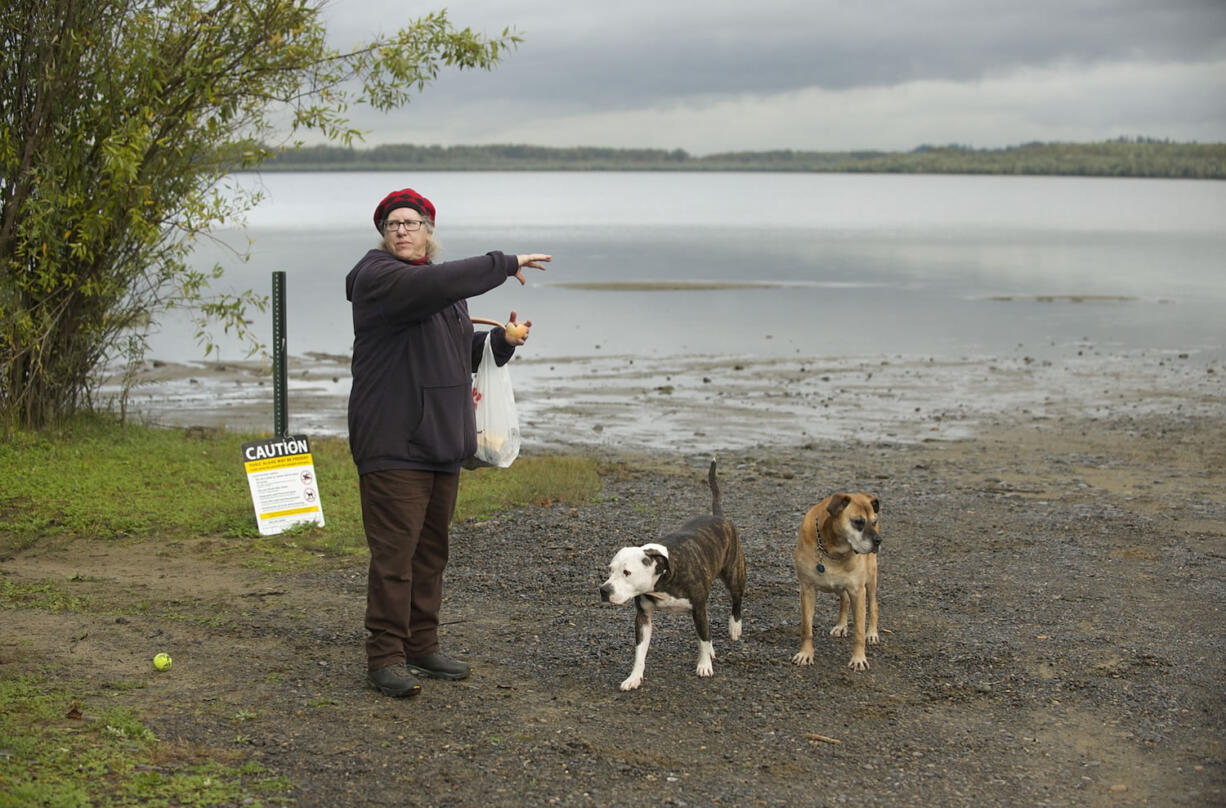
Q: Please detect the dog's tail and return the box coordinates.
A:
[708,459,722,516]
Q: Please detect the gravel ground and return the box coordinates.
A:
[4,410,1224,807]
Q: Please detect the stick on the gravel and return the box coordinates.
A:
[803,733,842,745]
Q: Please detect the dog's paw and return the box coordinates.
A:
[829,624,850,638]
[791,650,814,666]
[728,616,742,642]
[695,641,715,677]
[619,675,643,691]
[867,631,880,645]
[847,655,870,671]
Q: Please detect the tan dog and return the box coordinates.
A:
[792,493,881,670]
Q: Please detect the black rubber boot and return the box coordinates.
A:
[367,665,422,697]
[405,652,471,681]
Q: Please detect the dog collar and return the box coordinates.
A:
[816,535,849,574]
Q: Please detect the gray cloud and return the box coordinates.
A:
[319,0,1226,151]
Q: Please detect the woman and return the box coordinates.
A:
[346,187,550,697]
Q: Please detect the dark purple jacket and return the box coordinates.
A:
[345,248,519,475]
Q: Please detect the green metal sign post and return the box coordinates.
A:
[272,271,287,437]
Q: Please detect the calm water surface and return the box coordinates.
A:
[155,172,1226,363]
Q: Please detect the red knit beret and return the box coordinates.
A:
[373,188,436,231]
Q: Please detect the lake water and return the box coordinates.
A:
[133,171,1226,450]
[156,171,1226,364]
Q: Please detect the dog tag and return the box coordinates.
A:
[816,564,825,574]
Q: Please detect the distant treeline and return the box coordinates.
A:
[261,138,1226,179]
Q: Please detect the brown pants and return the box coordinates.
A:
[359,469,460,671]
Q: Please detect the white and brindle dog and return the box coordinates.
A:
[792,492,882,671]
[599,460,746,691]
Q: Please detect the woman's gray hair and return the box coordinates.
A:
[378,220,441,262]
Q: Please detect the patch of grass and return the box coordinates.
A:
[456,455,601,522]
[0,576,235,625]
[0,578,90,612]
[0,415,258,546]
[0,676,293,806]
[0,416,603,559]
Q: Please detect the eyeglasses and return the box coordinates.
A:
[384,219,426,233]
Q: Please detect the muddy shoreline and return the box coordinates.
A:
[112,345,1222,454]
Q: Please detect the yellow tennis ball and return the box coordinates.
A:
[153,652,172,671]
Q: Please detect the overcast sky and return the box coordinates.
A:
[319,0,1226,155]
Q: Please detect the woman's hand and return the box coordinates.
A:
[502,310,532,346]
[513,253,551,285]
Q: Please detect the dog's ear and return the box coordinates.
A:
[644,548,670,578]
[826,495,851,518]
[869,496,880,514]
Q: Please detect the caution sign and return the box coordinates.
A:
[242,435,325,536]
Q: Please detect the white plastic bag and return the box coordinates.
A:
[469,336,521,468]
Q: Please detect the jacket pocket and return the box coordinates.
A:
[408,382,476,463]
